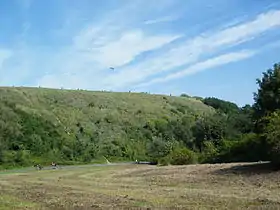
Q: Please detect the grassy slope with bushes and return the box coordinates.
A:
[1,62,279,169]
[0,87,214,168]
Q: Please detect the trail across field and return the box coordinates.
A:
[1,162,280,209]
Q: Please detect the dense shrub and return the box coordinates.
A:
[158,156,171,166]
[147,137,173,162]
[2,150,31,167]
[263,111,280,165]
[214,133,267,163]
[199,141,219,163]
[169,148,198,165]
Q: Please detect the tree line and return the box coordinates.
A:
[146,62,280,166]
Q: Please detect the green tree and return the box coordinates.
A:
[164,117,194,148]
[238,104,254,133]
[203,97,239,115]
[200,141,218,163]
[263,111,280,165]
[192,113,227,152]
[202,98,254,136]
[216,133,265,163]
[0,141,4,164]
[147,137,173,162]
[253,63,280,121]
[180,93,190,98]
[250,63,280,164]
[226,108,254,135]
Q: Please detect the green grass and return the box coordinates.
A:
[0,194,39,209]
[0,162,280,209]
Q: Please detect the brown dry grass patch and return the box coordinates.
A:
[1,162,280,209]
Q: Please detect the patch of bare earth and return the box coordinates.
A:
[1,162,280,209]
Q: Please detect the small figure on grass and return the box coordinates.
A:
[34,164,42,170]
[51,162,57,169]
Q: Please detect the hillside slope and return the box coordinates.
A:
[0,87,214,166]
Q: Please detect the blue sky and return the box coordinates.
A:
[1,0,280,106]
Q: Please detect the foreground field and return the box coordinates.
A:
[0,162,280,209]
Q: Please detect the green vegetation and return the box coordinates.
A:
[0,194,39,209]
[0,62,280,168]
[0,87,213,168]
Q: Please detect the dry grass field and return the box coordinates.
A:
[1,162,280,210]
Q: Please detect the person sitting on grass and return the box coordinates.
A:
[51,162,57,169]
[34,164,42,170]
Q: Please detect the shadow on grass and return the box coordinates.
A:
[212,162,280,176]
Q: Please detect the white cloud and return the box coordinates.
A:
[35,1,182,89]
[73,25,181,67]
[206,10,280,48]
[38,74,88,89]
[144,15,179,24]
[6,2,272,92]
[36,50,106,89]
[136,50,256,87]
[100,9,280,89]
[93,30,181,67]
[37,27,180,89]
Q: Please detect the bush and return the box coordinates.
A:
[0,142,4,164]
[158,156,171,166]
[2,150,31,167]
[200,141,218,163]
[147,137,171,161]
[263,111,280,166]
[169,148,197,165]
[213,133,266,163]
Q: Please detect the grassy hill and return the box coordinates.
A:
[0,87,215,167]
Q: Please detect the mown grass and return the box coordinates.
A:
[0,194,39,210]
[0,162,279,209]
